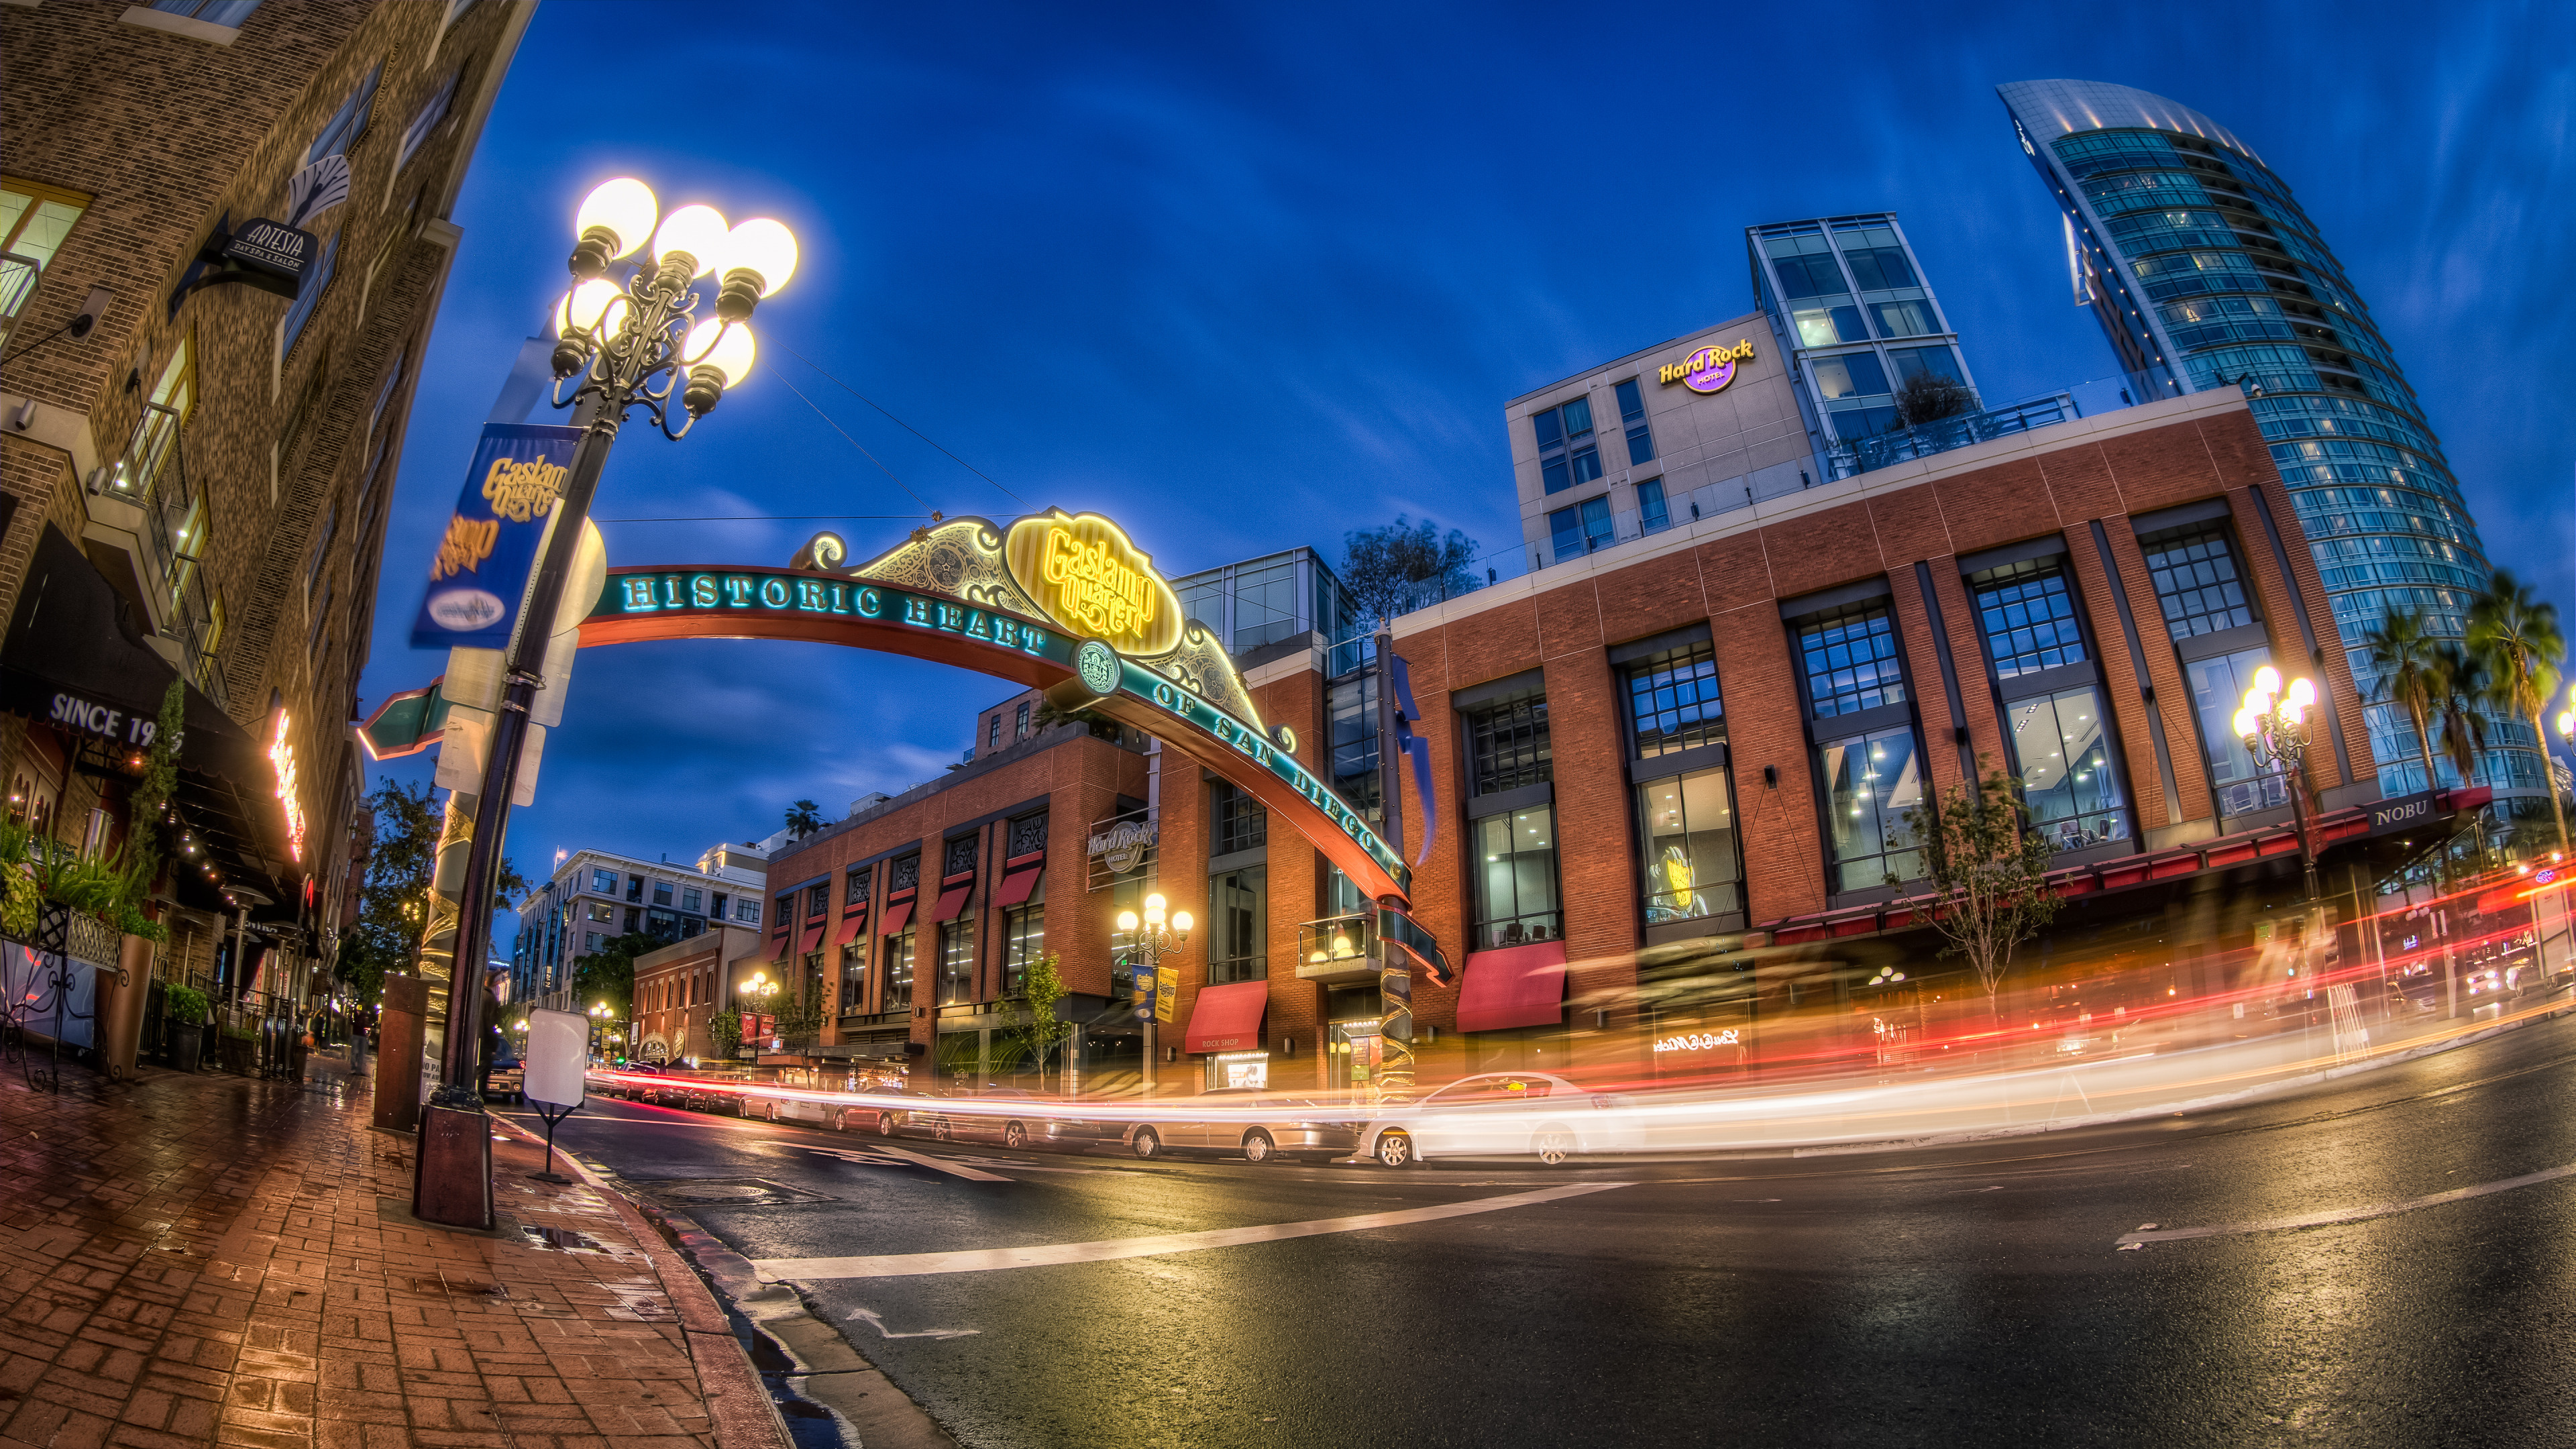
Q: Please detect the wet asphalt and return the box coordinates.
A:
[502,1014,2576,1448]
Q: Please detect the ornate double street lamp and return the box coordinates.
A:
[739,970,777,1056]
[2233,665,2323,904]
[419,177,799,1224]
[587,1002,616,1061]
[1114,893,1191,1093]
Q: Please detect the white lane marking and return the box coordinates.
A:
[753,1181,1631,1281]
[804,1146,916,1169]
[866,1143,1013,1183]
[2116,1161,2576,1247]
[847,1306,980,1340]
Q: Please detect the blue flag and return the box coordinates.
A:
[411,423,581,649]
[1389,653,1437,869]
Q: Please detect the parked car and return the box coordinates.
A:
[1356,1071,1642,1168]
[920,1087,1114,1152]
[480,1057,524,1104]
[760,1084,923,1137]
[1122,1088,1362,1163]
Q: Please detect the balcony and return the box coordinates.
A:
[1295,912,1380,983]
[1825,390,2078,479]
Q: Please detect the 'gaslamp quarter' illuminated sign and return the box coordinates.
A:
[1658,339,1754,393]
[268,711,306,863]
[1004,511,1183,655]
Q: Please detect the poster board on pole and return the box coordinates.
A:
[525,1008,589,1109]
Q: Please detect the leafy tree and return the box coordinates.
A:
[1894,760,2063,1024]
[1004,951,1074,1093]
[2428,642,2492,790]
[706,1008,742,1059]
[337,780,525,1006]
[126,682,184,897]
[2467,568,2569,855]
[784,799,825,839]
[1894,372,1974,428]
[1031,696,1120,741]
[1341,515,1480,629]
[568,930,663,1020]
[2363,604,2441,789]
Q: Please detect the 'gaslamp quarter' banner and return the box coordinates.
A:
[409,423,582,650]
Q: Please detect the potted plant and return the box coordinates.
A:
[217,1018,257,1075]
[162,982,209,1073]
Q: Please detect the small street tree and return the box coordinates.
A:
[706,1008,742,1059]
[569,930,661,1020]
[1894,760,2063,1024]
[1341,515,1480,629]
[1006,951,1074,1093]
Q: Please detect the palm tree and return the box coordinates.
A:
[783,799,824,839]
[2428,643,2490,790]
[2362,604,2441,793]
[2467,568,2569,856]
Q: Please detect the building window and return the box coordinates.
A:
[1819,727,1925,892]
[937,920,976,1006]
[653,880,674,906]
[623,907,640,934]
[1797,601,1907,717]
[2186,645,2289,816]
[884,928,915,1009]
[806,883,828,920]
[277,231,339,355]
[845,867,871,906]
[987,714,1002,752]
[1870,299,1941,339]
[1208,867,1266,983]
[1001,904,1044,997]
[116,333,194,502]
[1888,344,1964,386]
[1466,693,1551,796]
[1970,559,2088,678]
[1329,673,1381,816]
[626,874,645,902]
[1615,378,1654,465]
[1636,767,1742,923]
[1810,351,1891,402]
[2142,523,2256,639]
[1638,478,1670,534]
[1214,782,1267,855]
[0,179,91,345]
[1532,395,1601,496]
[1007,812,1048,859]
[590,868,616,893]
[584,932,602,951]
[1833,227,1916,289]
[1548,496,1613,561]
[681,887,702,914]
[306,62,382,164]
[1230,556,1301,653]
[2010,686,2131,851]
[1626,642,1722,756]
[150,1,264,29]
[735,898,760,925]
[585,902,612,923]
[1015,702,1030,739]
[775,894,793,928]
[398,66,462,171]
[1472,806,1561,951]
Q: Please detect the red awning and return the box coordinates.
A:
[1185,980,1269,1054]
[1456,943,1568,1034]
[930,881,971,922]
[798,920,826,954]
[833,910,867,945]
[991,861,1042,908]
[878,898,914,936]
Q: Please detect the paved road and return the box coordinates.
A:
[506,1016,2576,1448]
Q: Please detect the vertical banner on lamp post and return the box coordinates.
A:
[1155,965,1179,1024]
[411,423,582,649]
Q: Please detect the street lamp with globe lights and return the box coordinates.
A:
[586,1002,618,1062]
[739,971,778,1057]
[425,178,800,1202]
[1114,894,1192,1093]
[2233,666,2323,903]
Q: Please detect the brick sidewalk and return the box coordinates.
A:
[0,1053,788,1449]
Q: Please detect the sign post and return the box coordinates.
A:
[521,1008,589,1185]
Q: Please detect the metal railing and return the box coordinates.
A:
[0,249,43,344]
[1295,912,1380,980]
[1825,391,2078,478]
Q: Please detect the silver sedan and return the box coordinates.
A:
[1122,1088,1361,1164]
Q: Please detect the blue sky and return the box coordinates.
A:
[358,0,2576,936]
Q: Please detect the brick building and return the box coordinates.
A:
[0,2,529,1010]
[629,923,763,1067]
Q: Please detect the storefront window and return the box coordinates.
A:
[2186,645,2289,816]
[884,928,914,1010]
[1635,768,1742,922]
[938,920,976,1005]
[1205,1051,1269,1091]
[1209,867,1266,983]
[2010,686,2131,851]
[1473,805,1561,949]
[1002,903,1044,997]
[1819,726,1925,892]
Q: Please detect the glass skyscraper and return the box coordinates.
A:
[1997,79,2537,801]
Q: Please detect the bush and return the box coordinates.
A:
[163,983,209,1022]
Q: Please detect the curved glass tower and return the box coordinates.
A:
[1997,79,2540,802]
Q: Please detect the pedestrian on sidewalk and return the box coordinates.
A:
[350,1020,369,1079]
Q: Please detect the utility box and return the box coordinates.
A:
[373,974,428,1132]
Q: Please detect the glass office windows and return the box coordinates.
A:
[1819,727,1925,892]
[2010,686,2130,851]
[1764,233,1845,299]
[591,868,616,893]
[1231,555,1299,653]
[1214,781,1268,855]
[1794,305,1869,348]
[938,920,975,1006]
[1547,496,1613,562]
[1473,806,1561,949]
[1466,694,1551,794]
[1001,904,1044,997]
[884,928,915,1010]
[1810,352,1891,401]
[2186,645,2290,816]
[653,881,674,906]
[1798,602,1906,717]
[1887,345,1965,386]
[1637,768,1742,922]
[1534,396,1600,496]
[681,887,702,914]
[1329,672,1380,812]
[1833,227,1915,288]
[2143,523,2257,639]
[1638,478,1669,533]
[1615,378,1654,465]
[1970,559,2088,678]
[1208,867,1267,983]
[1627,642,1723,756]
[1870,299,1940,339]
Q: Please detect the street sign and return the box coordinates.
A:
[1155,965,1178,1024]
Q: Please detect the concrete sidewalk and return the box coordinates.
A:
[0,1052,790,1449]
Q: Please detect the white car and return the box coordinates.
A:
[1356,1071,1642,1168]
